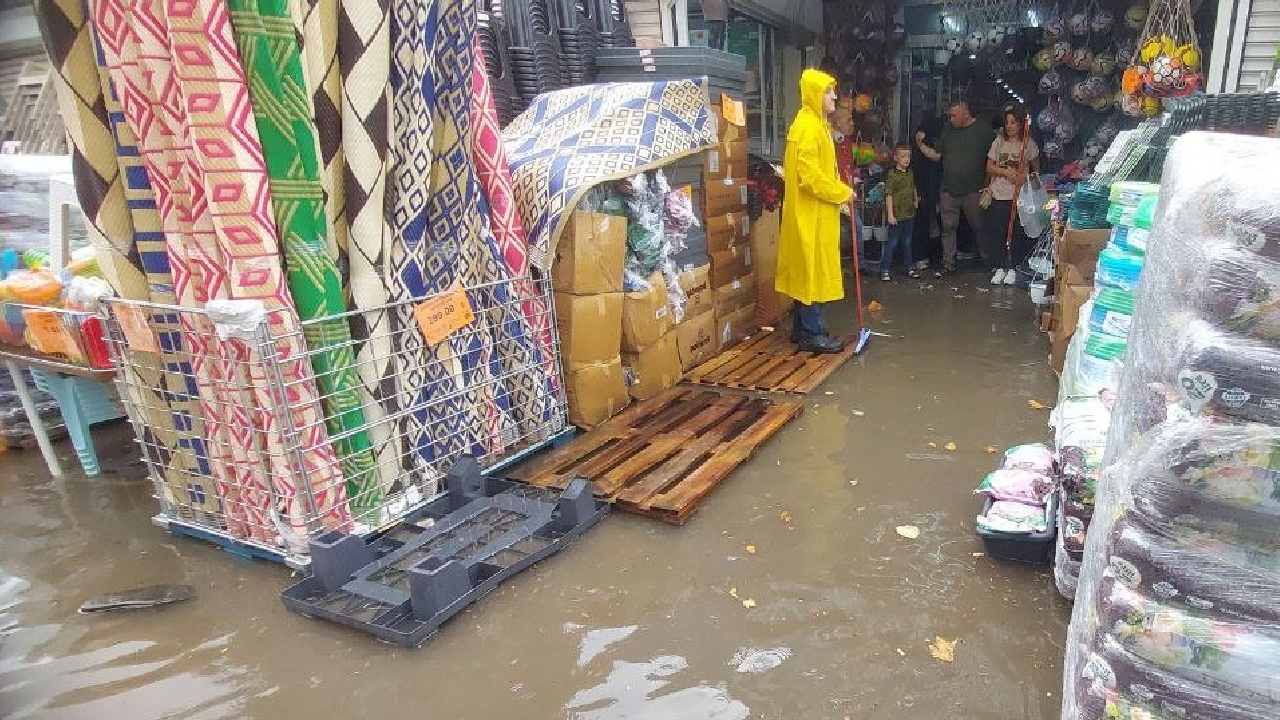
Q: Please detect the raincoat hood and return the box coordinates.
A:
[799,69,837,120]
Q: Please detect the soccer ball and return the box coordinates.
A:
[946,36,963,53]
[1125,4,1148,31]
[1083,74,1110,97]
[1092,9,1115,34]
[1033,49,1056,72]
[1069,11,1090,36]
[1055,115,1077,142]
[1039,69,1064,95]
[1070,82,1092,105]
[1044,14,1066,40]
[1043,139,1066,159]
[1071,47,1095,71]
[1092,52,1116,75]
[1053,41,1074,65]
[1037,106,1060,133]
[1149,55,1187,91]
[1090,94,1113,112]
[967,31,985,52]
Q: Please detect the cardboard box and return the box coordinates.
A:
[1058,283,1092,338]
[749,208,792,326]
[1054,223,1109,288]
[678,264,711,296]
[685,288,713,319]
[565,359,630,428]
[713,274,757,316]
[715,305,757,351]
[710,245,754,288]
[552,211,627,294]
[676,310,716,370]
[705,211,750,253]
[710,102,746,143]
[1049,330,1071,375]
[704,142,750,180]
[704,177,748,217]
[622,272,672,352]
[554,292,623,368]
[622,332,682,400]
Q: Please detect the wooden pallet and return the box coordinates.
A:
[504,388,801,524]
[684,327,857,394]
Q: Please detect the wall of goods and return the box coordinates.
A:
[885,0,1215,178]
[0,0,782,564]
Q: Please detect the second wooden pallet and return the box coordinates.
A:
[503,388,801,524]
[684,327,857,394]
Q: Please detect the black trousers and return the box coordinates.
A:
[982,199,1034,271]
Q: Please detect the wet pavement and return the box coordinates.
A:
[1,272,1069,720]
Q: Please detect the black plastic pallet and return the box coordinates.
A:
[281,457,608,647]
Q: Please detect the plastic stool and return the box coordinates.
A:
[30,370,124,476]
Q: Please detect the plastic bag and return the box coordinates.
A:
[1003,443,1056,473]
[1018,173,1050,238]
[977,500,1050,534]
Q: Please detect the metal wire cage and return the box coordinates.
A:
[101,275,567,567]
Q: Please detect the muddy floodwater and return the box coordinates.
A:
[1,275,1070,720]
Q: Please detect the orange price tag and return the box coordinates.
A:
[720,94,746,127]
[679,185,693,201]
[414,284,475,347]
[117,304,160,353]
[23,309,73,356]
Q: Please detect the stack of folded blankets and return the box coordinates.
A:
[1061,133,1280,720]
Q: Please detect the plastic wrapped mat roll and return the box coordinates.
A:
[1173,322,1280,425]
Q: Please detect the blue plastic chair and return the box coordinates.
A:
[30,369,124,476]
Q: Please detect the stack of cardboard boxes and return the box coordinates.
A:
[553,211,631,428]
[1047,223,1111,373]
[750,208,791,327]
[620,269,682,401]
[674,264,716,371]
[705,100,757,351]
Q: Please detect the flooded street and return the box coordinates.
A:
[1,274,1069,720]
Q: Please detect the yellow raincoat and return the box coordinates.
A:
[775,69,853,305]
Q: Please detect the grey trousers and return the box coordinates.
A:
[939,191,985,272]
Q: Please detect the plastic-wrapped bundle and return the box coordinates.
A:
[1076,634,1277,720]
[1062,133,1280,720]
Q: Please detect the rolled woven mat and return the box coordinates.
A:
[338,0,412,498]
[226,0,380,514]
[288,0,347,278]
[37,0,218,523]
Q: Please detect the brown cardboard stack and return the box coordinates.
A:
[621,271,682,400]
[675,265,715,370]
[1048,223,1109,373]
[750,208,791,327]
[705,102,757,352]
[553,211,631,427]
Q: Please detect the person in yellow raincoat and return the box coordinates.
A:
[777,69,853,354]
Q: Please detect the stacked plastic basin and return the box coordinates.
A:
[1052,181,1159,599]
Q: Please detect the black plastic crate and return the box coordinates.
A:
[281,457,609,647]
[975,493,1058,565]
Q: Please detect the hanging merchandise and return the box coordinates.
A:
[1123,0,1203,101]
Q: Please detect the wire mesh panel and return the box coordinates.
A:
[102,275,567,566]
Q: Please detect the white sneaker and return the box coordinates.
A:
[1003,268,1017,285]
[990,269,1006,285]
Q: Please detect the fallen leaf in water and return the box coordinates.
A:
[896,648,907,657]
[972,552,985,558]
[984,445,1000,454]
[929,636,958,663]
[742,598,757,609]
[954,294,966,300]
[849,479,860,487]
[944,442,957,452]
[1028,399,1047,410]
[729,587,740,599]
[868,300,884,312]
[895,525,920,539]
[779,510,793,524]
[927,441,938,449]
[745,544,757,555]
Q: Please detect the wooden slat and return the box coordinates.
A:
[684,327,857,394]
[502,388,802,524]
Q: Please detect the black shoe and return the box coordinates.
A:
[799,335,845,354]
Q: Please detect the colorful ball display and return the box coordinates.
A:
[1053,41,1074,65]
[1092,9,1115,34]
[1039,69,1064,94]
[1033,49,1056,72]
[1069,11,1090,36]
[1070,47,1095,72]
[1125,4,1148,31]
